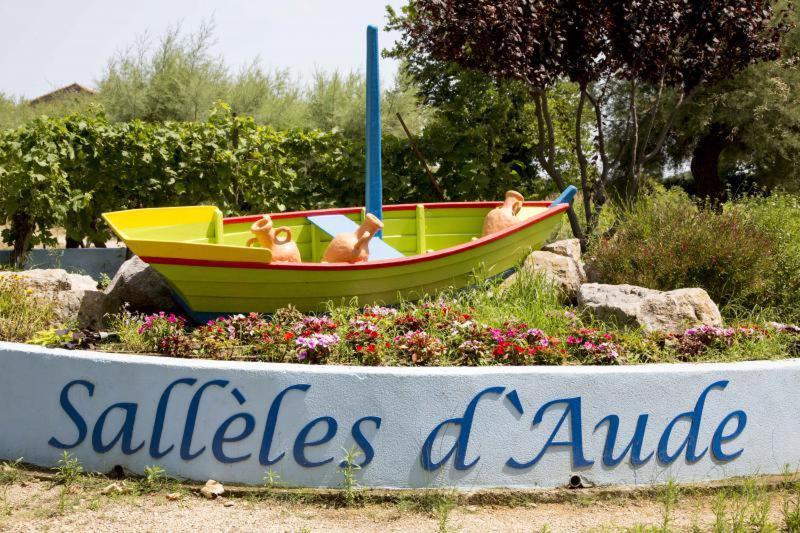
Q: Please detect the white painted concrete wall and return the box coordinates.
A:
[1,341,798,489]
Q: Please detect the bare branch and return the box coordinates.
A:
[628,79,640,192]
[641,87,695,165]
[586,89,609,184]
[638,71,666,163]
[575,84,591,228]
[532,89,586,246]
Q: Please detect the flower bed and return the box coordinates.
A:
[32,302,800,367]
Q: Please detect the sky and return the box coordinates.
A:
[0,0,408,99]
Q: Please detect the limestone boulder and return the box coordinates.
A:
[52,289,107,330]
[501,250,586,301]
[0,269,106,330]
[542,238,582,263]
[577,283,723,333]
[104,256,178,314]
[0,269,97,292]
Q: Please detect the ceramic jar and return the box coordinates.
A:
[322,213,384,263]
[246,215,301,262]
[482,190,525,236]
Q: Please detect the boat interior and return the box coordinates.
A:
[104,203,553,263]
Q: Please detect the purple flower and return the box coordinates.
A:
[296,333,340,350]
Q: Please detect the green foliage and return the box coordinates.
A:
[0,105,358,252]
[783,481,800,532]
[730,193,800,321]
[387,17,586,202]
[0,459,24,486]
[95,22,427,137]
[53,451,83,487]
[0,92,96,131]
[0,102,530,255]
[28,328,74,347]
[0,115,90,261]
[138,465,170,494]
[339,446,363,506]
[262,468,284,490]
[587,188,784,313]
[667,2,800,193]
[0,274,57,341]
[711,478,775,532]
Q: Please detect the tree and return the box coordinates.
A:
[666,3,800,197]
[383,47,589,201]
[396,0,787,246]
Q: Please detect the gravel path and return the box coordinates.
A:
[0,476,795,532]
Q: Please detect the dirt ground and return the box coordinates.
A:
[1,470,798,533]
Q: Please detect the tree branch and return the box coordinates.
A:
[642,84,699,165]
[638,72,666,163]
[532,89,586,247]
[586,87,611,235]
[575,84,591,229]
[628,79,640,193]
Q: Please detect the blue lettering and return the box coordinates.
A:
[657,380,728,465]
[259,384,311,466]
[49,380,94,449]
[180,379,229,460]
[507,397,593,469]
[711,410,746,462]
[212,413,256,463]
[421,386,505,471]
[293,416,338,467]
[91,403,144,454]
[342,416,382,468]
[595,414,653,467]
[150,378,197,458]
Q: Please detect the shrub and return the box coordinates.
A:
[587,188,777,312]
[0,275,57,341]
[733,193,800,320]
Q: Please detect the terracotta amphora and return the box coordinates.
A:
[482,190,525,236]
[246,215,301,262]
[322,213,384,263]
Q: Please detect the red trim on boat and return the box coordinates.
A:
[141,203,569,271]
[222,201,554,225]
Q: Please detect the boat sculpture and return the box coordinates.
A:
[101,26,577,320]
[103,198,572,319]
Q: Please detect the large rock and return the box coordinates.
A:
[0,269,106,329]
[501,250,586,301]
[52,290,107,330]
[542,238,582,263]
[577,283,723,332]
[104,256,178,313]
[0,269,97,292]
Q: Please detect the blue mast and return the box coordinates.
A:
[365,25,382,236]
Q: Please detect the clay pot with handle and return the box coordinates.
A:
[482,190,525,236]
[322,213,384,263]
[246,215,301,262]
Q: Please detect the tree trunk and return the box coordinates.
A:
[691,123,730,203]
[8,213,35,268]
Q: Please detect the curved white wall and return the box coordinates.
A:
[0,341,798,489]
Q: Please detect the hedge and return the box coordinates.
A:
[0,103,555,264]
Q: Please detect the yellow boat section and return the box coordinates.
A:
[103,202,567,314]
